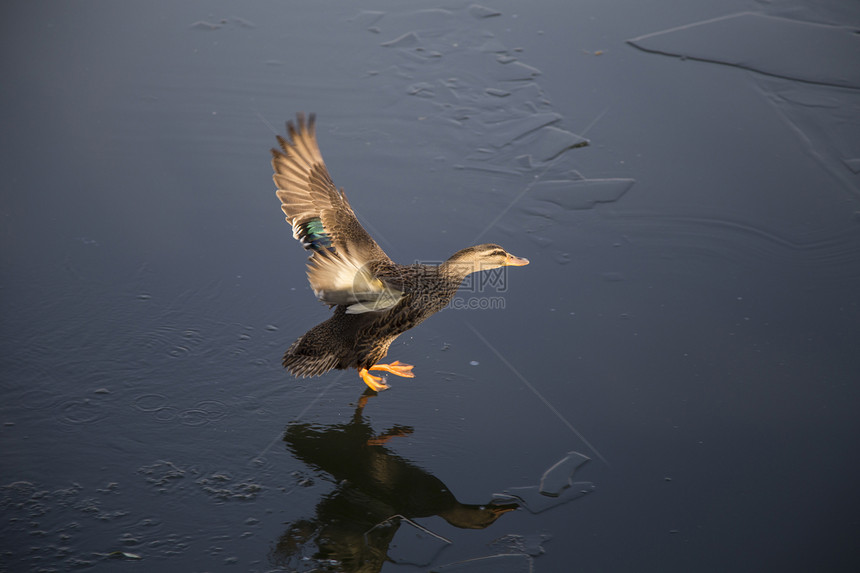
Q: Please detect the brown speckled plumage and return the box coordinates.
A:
[271,114,528,389]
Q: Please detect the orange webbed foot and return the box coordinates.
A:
[369,360,415,378]
[359,368,390,392]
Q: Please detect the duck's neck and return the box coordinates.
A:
[438,258,478,283]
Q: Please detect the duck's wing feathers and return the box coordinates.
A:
[271,113,402,313]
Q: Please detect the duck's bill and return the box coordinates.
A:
[504,253,530,266]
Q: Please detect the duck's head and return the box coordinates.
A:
[442,243,529,277]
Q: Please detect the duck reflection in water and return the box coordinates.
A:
[271,392,517,572]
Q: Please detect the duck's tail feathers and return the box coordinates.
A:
[282,337,340,378]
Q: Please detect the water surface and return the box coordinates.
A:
[2,1,859,571]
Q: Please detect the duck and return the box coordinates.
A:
[271,113,529,391]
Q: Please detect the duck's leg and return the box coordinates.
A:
[367,425,414,446]
[359,368,390,392]
[369,360,415,378]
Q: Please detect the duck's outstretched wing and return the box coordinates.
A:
[271,113,402,313]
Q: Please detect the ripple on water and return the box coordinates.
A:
[194,400,229,421]
[196,472,264,502]
[177,409,210,426]
[58,398,109,425]
[20,389,62,410]
[133,394,231,426]
[168,345,191,358]
[137,324,205,359]
[154,406,179,422]
[133,393,169,412]
[490,533,552,557]
[0,479,157,567]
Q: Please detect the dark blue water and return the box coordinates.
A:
[2,1,859,571]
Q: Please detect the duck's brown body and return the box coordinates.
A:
[271,114,528,391]
[283,263,464,376]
